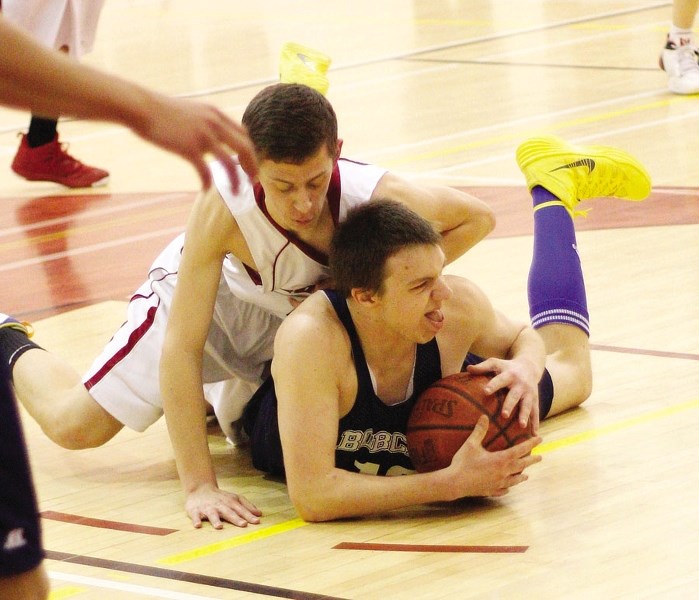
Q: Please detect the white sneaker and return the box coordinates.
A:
[659,36,699,95]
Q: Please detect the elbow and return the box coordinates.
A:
[288,483,340,523]
[295,506,332,523]
[289,491,335,523]
[477,205,496,239]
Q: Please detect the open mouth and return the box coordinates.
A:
[424,309,444,330]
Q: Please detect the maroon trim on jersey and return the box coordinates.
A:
[243,263,262,286]
[83,301,158,390]
[252,161,344,266]
[327,162,342,225]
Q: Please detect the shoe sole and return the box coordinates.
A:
[516,135,651,201]
[12,170,110,188]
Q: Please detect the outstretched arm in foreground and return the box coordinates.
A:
[0,16,257,189]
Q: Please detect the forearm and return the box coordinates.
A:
[433,191,495,263]
[161,359,216,494]
[507,326,546,378]
[1,18,153,131]
[289,468,456,522]
[440,213,494,263]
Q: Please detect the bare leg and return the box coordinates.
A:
[539,324,592,417]
[673,0,699,29]
[0,564,50,600]
[13,348,122,448]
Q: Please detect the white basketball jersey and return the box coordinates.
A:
[210,158,386,318]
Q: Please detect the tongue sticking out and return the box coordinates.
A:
[425,310,444,324]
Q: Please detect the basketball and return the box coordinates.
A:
[406,372,534,473]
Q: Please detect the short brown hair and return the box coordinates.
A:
[330,199,442,297]
[242,83,338,163]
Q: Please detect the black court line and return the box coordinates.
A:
[12,2,667,115]
[46,550,348,600]
[400,2,671,62]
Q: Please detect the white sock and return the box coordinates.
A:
[669,26,694,47]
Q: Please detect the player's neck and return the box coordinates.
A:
[348,301,417,374]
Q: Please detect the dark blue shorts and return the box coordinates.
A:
[0,361,44,577]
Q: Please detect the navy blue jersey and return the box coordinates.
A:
[243,290,443,476]
[326,290,442,475]
[0,361,44,577]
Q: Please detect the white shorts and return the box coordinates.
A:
[82,235,282,438]
[2,0,106,57]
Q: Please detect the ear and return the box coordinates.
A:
[335,139,344,162]
[350,287,377,306]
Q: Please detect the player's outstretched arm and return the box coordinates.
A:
[161,188,261,528]
[0,17,257,190]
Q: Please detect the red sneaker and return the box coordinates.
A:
[11,134,109,188]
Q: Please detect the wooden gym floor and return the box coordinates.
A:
[1,1,698,598]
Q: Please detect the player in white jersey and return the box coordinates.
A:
[4,83,495,529]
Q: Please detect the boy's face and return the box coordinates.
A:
[257,142,340,235]
[373,244,452,344]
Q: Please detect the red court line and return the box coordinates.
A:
[41,511,177,536]
[333,542,528,553]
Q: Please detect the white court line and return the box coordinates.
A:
[0,193,187,239]
[177,0,671,96]
[0,226,183,273]
[419,107,699,178]
[359,89,666,162]
[477,21,658,61]
[49,570,215,599]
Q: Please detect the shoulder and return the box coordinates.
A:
[443,275,491,316]
[273,293,353,382]
[207,160,256,216]
[337,158,387,199]
[277,293,343,343]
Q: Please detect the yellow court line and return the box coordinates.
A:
[382,95,693,168]
[49,586,87,600]
[157,397,699,565]
[534,397,699,455]
[157,518,308,566]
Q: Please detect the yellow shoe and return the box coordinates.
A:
[279,42,332,95]
[516,135,652,216]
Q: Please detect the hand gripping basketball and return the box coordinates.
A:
[406,372,535,473]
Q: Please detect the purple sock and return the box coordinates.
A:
[528,186,590,336]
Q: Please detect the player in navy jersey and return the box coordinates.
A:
[255,137,650,522]
[0,361,49,598]
[1,83,494,530]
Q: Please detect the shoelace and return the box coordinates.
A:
[43,141,84,173]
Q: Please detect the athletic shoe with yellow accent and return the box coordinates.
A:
[0,313,33,338]
[516,135,651,216]
[279,42,331,95]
